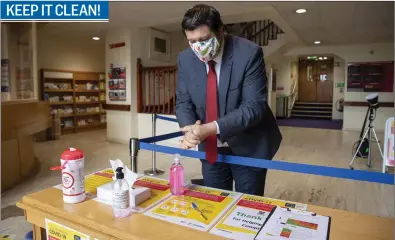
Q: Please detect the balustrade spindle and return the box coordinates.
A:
[167,71,171,114]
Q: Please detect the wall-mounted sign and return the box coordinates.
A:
[108,64,126,101]
[1,59,10,92]
[109,42,125,49]
[277,87,284,91]
[335,83,345,88]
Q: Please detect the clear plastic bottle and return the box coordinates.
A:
[170,154,185,196]
[112,167,130,218]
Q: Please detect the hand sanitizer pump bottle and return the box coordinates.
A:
[170,154,184,196]
[112,167,130,218]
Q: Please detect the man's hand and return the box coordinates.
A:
[179,121,217,149]
[179,120,201,149]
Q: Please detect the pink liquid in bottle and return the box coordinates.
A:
[170,154,184,196]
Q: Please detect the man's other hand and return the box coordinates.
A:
[179,120,201,149]
[179,121,217,149]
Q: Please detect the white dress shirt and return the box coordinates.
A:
[204,43,229,148]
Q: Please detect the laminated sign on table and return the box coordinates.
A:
[45,219,90,240]
[254,207,331,240]
[130,176,172,212]
[210,194,307,240]
[144,184,242,231]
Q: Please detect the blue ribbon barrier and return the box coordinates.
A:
[139,131,394,185]
[156,115,179,123]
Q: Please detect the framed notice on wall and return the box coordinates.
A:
[347,61,394,92]
[108,64,126,101]
[1,59,10,92]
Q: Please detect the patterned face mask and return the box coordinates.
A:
[189,36,221,63]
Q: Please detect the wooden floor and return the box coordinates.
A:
[1,126,393,239]
[267,126,393,218]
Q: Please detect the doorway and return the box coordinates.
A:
[298,58,334,103]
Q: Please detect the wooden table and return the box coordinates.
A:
[17,187,393,240]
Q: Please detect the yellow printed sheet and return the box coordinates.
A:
[131,176,172,213]
[84,169,114,196]
[210,194,307,240]
[144,184,242,231]
[45,218,90,240]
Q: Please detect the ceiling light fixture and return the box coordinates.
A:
[296,9,307,14]
[92,37,100,40]
[314,41,321,44]
[323,57,328,60]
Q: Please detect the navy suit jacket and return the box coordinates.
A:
[175,34,282,160]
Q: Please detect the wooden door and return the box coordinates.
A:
[298,62,317,102]
[316,61,334,103]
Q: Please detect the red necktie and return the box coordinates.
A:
[206,61,218,164]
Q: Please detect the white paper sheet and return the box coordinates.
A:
[255,207,330,240]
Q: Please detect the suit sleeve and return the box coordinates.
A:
[175,54,199,128]
[216,47,267,142]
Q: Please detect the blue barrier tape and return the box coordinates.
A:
[140,132,183,143]
[156,115,179,123]
[139,133,394,185]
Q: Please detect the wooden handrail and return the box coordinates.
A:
[250,22,274,39]
[240,21,255,39]
[227,20,283,47]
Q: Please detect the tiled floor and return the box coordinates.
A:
[1,127,393,239]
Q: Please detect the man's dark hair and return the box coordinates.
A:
[181,4,223,33]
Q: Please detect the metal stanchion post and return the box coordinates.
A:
[144,113,165,176]
[129,138,139,173]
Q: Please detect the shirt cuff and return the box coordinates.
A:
[214,121,220,135]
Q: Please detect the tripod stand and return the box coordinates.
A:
[349,106,384,169]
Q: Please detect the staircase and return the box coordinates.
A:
[291,102,333,120]
[225,20,284,47]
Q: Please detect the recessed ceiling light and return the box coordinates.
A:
[92,37,100,40]
[296,9,307,14]
[318,57,323,60]
[323,57,328,60]
[314,41,321,44]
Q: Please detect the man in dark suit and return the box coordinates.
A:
[175,4,282,196]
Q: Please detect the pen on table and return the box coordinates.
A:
[192,202,208,220]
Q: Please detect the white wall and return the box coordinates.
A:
[332,56,345,120]
[138,114,181,147]
[284,42,394,131]
[273,58,292,96]
[105,28,137,143]
[105,27,188,144]
[38,31,105,72]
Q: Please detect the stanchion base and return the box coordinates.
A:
[144,168,165,176]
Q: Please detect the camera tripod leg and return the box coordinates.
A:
[349,127,370,170]
[367,127,372,167]
[372,128,384,158]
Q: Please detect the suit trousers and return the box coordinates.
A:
[201,147,267,196]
